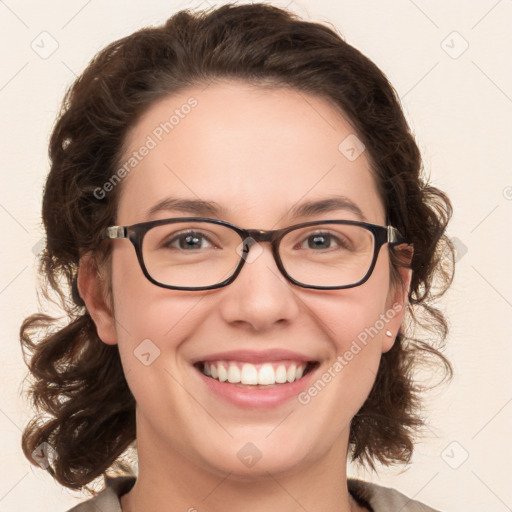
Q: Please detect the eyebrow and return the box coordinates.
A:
[146,195,367,222]
[147,197,229,218]
[286,195,367,222]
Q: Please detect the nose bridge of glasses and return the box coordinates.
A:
[240,229,280,255]
[237,229,282,266]
[245,229,274,244]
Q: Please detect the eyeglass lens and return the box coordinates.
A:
[141,220,375,289]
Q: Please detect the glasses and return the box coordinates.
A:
[102,217,408,291]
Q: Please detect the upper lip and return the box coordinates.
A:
[192,349,317,364]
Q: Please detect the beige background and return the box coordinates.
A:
[1,1,511,511]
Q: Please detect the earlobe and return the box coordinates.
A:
[382,247,414,353]
[77,253,118,345]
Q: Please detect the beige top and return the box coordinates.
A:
[66,475,443,512]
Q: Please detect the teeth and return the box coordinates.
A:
[217,364,228,382]
[200,361,309,386]
[227,365,241,383]
[275,364,287,383]
[287,363,297,383]
[259,364,276,385]
[241,363,258,384]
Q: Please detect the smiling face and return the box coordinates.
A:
[80,80,411,480]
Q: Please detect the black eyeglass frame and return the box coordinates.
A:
[102,217,408,291]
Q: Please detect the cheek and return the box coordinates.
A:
[111,278,200,350]
[110,245,178,333]
[110,248,212,366]
[315,295,386,365]
[109,250,172,368]
[315,254,392,350]
[308,258,393,393]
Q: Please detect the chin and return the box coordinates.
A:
[196,437,314,479]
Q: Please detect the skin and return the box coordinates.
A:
[79,81,412,512]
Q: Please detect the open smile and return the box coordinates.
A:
[195,360,318,387]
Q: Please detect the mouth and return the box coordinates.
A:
[193,360,319,388]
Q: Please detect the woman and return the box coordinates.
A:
[20,3,454,511]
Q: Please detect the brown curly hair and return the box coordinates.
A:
[20,2,455,492]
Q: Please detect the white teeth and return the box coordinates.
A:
[241,364,258,384]
[287,363,296,383]
[258,364,275,385]
[217,364,228,382]
[227,365,241,383]
[275,364,288,383]
[200,361,309,386]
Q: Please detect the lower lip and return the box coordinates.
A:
[194,364,318,409]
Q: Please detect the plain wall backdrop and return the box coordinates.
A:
[1,1,511,511]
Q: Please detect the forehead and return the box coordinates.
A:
[116,81,385,227]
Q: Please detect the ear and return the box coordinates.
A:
[381,245,414,353]
[77,252,118,345]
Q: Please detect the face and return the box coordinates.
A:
[81,81,411,479]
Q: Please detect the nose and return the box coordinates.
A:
[217,240,301,332]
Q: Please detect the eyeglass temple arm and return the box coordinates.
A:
[102,226,128,240]
[387,226,407,245]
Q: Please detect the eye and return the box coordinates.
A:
[298,231,352,251]
[162,230,216,250]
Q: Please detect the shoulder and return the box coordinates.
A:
[348,478,443,512]
[64,476,136,512]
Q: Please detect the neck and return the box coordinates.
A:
[120,419,363,512]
